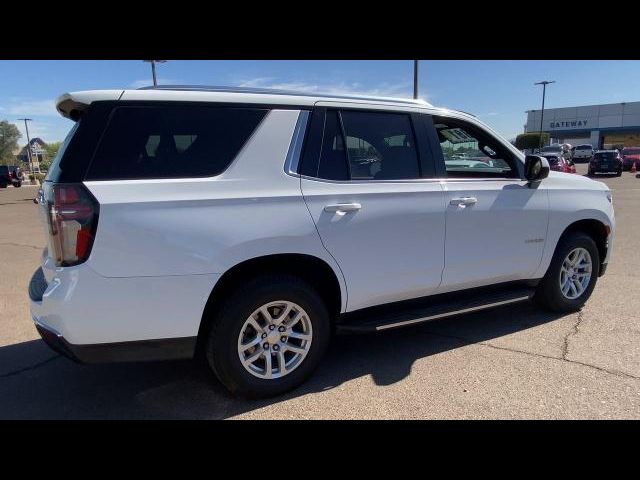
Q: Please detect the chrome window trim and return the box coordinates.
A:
[299,174,523,185]
[284,110,310,176]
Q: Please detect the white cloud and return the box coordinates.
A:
[129,78,177,89]
[235,77,422,100]
[5,99,57,116]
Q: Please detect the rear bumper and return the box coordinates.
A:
[28,265,219,363]
[34,320,196,364]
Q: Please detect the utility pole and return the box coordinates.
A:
[17,118,33,173]
[143,60,167,87]
[534,80,555,149]
[413,60,419,99]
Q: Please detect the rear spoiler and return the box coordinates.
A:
[55,90,124,120]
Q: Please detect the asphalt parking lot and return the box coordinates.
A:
[1,165,639,419]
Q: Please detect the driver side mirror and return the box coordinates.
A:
[524,155,549,183]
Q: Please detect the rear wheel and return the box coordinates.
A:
[205,274,331,398]
[534,231,599,313]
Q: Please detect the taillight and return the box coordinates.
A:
[44,183,99,267]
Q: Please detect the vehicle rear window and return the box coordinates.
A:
[86,106,268,180]
[576,145,592,150]
[623,148,640,155]
[45,122,80,182]
[594,152,615,160]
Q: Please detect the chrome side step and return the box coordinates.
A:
[337,284,535,334]
[374,296,530,331]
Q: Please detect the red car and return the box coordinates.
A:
[540,154,577,174]
[622,147,640,171]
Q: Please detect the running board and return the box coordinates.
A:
[337,284,535,333]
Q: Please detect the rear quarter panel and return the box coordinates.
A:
[83,110,346,308]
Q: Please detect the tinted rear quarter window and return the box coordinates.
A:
[86,105,267,180]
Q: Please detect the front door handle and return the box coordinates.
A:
[449,197,478,207]
[324,203,362,213]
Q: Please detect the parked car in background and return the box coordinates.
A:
[539,153,577,174]
[573,144,595,162]
[588,150,623,176]
[563,143,573,158]
[0,165,23,188]
[29,86,615,398]
[539,144,571,161]
[621,147,640,171]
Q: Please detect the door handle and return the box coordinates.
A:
[449,197,478,207]
[324,203,362,213]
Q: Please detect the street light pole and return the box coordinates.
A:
[413,60,419,99]
[17,118,33,173]
[534,80,555,149]
[143,60,167,87]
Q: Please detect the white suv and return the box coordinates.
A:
[29,86,615,398]
[573,144,595,162]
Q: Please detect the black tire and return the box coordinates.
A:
[14,182,22,187]
[534,231,600,313]
[587,170,593,177]
[0,182,7,189]
[616,170,622,177]
[205,274,331,398]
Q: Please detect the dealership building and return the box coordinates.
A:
[524,101,640,149]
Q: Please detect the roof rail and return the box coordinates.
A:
[137,84,431,106]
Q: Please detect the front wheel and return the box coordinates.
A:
[534,231,599,313]
[14,182,22,187]
[205,274,331,398]
[616,170,622,177]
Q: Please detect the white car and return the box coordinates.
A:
[29,86,615,398]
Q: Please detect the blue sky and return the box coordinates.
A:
[1,60,639,144]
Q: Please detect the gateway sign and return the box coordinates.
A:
[549,120,588,129]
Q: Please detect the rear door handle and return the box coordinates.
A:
[324,203,362,213]
[449,197,478,207]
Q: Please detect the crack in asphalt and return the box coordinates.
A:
[0,354,61,379]
[421,329,640,381]
[562,310,584,361]
[0,242,42,250]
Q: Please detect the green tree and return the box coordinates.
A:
[515,132,550,151]
[41,141,61,171]
[0,120,22,165]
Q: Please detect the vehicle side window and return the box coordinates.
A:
[341,111,420,180]
[86,106,267,180]
[317,110,349,180]
[432,116,518,178]
[315,110,421,181]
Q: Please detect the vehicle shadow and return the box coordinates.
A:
[0,302,565,419]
